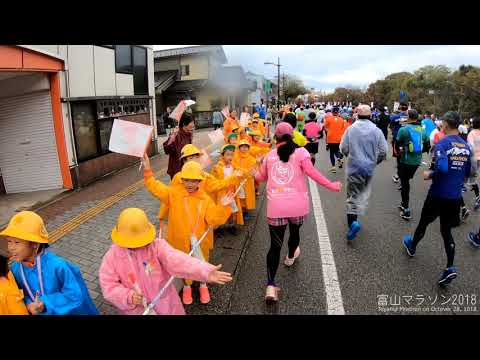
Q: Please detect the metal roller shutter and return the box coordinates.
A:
[0,91,63,193]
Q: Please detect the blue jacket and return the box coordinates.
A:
[429,135,472,200]
[11,251,99,315]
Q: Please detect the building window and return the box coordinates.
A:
[72,102,99,162]
[72,98,151,162]
[133,46,148,95]
[115,45,133,74]
[181,65,190,76]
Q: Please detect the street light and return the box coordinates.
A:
[265,57,282,110]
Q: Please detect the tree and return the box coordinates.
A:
[283,74,308,100]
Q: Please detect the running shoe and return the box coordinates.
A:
[182,286,193,305]
[284,247,301,267]
[400,208,412,220]
[199,285,211,304]
[392,174,400,183]
[461,207,470,222]
[474,196,480,211]
[468,232,480,248]
[347,221,361,241]
[402,235,416,257]
[329,166,337,173]
[265,285,280,303]
[438,267,457,286]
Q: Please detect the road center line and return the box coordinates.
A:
[308,177,345,315]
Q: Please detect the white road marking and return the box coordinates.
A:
[308,177,345,315]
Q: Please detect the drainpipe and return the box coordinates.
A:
[64,46,81,187]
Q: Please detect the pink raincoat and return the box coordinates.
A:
[255,147,339,219]
[99,238,215,315]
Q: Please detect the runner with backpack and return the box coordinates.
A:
[395,109,430,220]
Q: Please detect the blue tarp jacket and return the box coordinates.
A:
[11,251,99,315]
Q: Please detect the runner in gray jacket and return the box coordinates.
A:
[340,104,388,241]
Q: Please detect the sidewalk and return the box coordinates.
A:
[0,125,263,315]
[0,128,214,257]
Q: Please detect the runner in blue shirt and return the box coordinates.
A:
[421,113,436,138]
[402,111,473,286]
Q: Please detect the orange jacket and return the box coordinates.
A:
[324,115,348,144]
[144,170,232,257]
[0,272,29,315]
[223,117,240,141]
[233,151,257,210]
[210,159,244,225]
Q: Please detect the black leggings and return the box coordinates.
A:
[328,143,343,167]
[411,196,460,268]
[267,222,302,285]
[398,163,419,208]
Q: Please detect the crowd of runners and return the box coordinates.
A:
[1,99,480,314]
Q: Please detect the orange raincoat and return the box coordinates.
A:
[0,271,29,315]
[223,117,240,142]
[210,159,244,225]
[233,151,257,210]
[144,170,232,260]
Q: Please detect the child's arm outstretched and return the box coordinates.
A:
[301,157,342,192]
[205,194,234,227]
[142,153,170,203]
[99,250,138,311]
[155,239,232,285]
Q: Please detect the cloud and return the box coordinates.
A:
[154,45,480,91]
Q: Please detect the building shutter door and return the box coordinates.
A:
[0,91,63,193]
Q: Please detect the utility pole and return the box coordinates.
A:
[264,58,282,110]
[283,73,286,104]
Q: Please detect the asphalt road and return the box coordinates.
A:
[225,136,480,315]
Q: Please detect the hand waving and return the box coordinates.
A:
[207,264,233,285]
[142,153,151,171]
[220,192,235,206]
[329,181,342,192]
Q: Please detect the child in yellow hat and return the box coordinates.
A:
[1,211,98,315]
[211,144,245,235]
[143,156,235,305]
[233,140,258,221]
[155,143,244,255]
[0,254,29,315]
[99,208,232,315]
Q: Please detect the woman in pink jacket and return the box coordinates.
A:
[255,122,342,303]
[99,208,232,315]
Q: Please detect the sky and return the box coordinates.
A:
[153,45,480,94]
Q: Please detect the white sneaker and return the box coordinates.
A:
[284,247,300,267]
[265,285,280,302]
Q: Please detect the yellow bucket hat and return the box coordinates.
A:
[180,144,201,159]
[180,161,205,181]
[0,211,49,244]
[111,208,156,249]
[249,130,262,137]
[237,139,251,148]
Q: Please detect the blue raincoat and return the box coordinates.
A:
[10,250,99,315]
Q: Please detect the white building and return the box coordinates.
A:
[0,45,156,195]
[246,71,267,107]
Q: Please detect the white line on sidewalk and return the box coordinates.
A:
[308,178,345,315]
